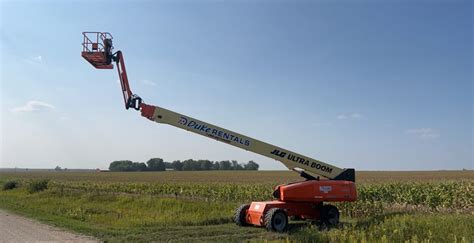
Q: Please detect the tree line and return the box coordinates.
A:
[109,158,259,172]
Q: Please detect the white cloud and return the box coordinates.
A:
[141,79,157,86]
[26,55,43,63]
[33,56,42,62]
[350,113,363,119]
[405,128,440,139]
[11,101,55,113]
[337,113,364,120]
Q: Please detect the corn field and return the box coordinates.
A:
[13,179,470,216]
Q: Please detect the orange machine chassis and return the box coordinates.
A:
[243,180,356,228]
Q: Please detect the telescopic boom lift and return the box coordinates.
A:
[81,32,357,232]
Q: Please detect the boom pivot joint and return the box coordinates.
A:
[127,94,142,111]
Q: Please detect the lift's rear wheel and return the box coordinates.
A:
[264,208,288,232]
[321,205,340,227]
[233,204,250,226]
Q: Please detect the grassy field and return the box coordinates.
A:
[0,170,473,242]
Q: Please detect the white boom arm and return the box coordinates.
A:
[141,103,355,181]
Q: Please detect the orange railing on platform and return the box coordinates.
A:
[82,32,113,53]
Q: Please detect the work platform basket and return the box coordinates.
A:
[81,32,114,69]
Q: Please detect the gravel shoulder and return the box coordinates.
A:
[0,209,99,242]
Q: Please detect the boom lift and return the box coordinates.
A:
[81,32,357,232]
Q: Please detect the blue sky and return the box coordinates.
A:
[1,0,472,171]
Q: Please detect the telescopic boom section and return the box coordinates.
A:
[81,32,355,181]
[140,104,355,181]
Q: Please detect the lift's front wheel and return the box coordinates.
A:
[264,208,288,232]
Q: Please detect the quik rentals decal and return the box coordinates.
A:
[178,117,251,146]
[270,149,333,174]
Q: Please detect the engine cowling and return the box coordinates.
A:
[275,180,357,203]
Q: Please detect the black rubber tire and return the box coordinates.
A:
[233,204,250,226]
[320,205,340,227]
[264,208,288,232]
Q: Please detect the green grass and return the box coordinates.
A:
[0,171,473,242]
[0,188,278,241]
[2,180,17,190]
[27,179,50,193]
[1,188,472,242]
[292,213,474,242]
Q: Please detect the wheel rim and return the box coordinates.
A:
[273,212,287,231]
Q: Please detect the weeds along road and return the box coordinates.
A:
[0,210,98,242]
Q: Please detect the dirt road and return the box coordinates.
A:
[0,210,98,242]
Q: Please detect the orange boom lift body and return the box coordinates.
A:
[81,32,357,231]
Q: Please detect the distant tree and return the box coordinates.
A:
[109,160,134,171]
[182,159,194,171]
[231,160,238,170]
[54,166,62,171]
[146,158,165,171]
[171,160,183,171]
[211,162,220,170]
[219,160,232,170]
[132,162,148,171]
[164,162,173,170]
[190,160,201,171]
[108,158,259,172]
[199,160,212,170]
[231,160,244,170]
[244,161,259,170]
